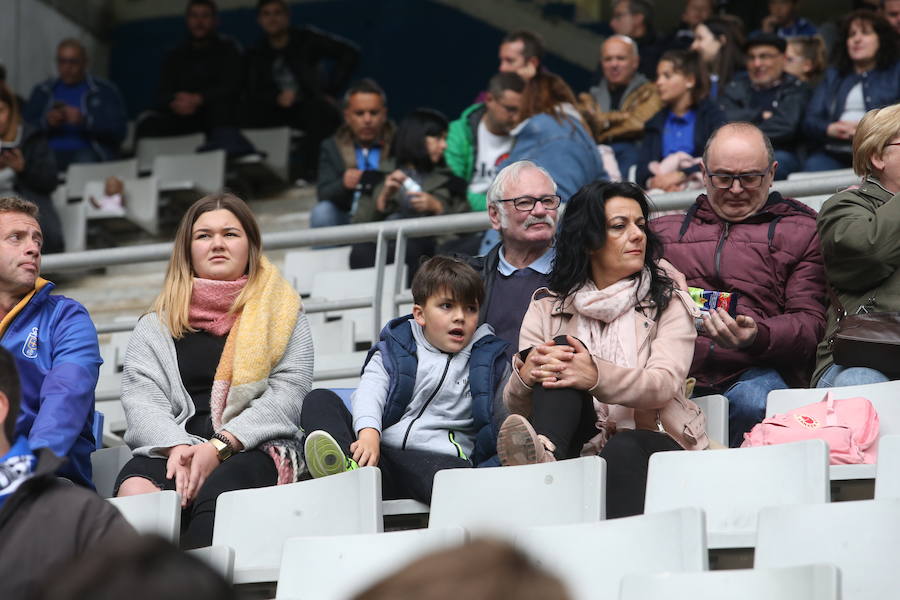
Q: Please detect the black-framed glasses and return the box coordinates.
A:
[706,166,772,189]
[498,195,561,211]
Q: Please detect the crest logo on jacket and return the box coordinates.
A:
[22,327,38,359]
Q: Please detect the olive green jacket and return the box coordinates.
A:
[812,177,900,385]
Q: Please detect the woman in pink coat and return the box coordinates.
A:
[498,180,708,518]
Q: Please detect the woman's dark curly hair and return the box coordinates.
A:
[548,180,674,312]
[833,10,898,75]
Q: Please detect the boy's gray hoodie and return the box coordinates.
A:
[351,320,495,460]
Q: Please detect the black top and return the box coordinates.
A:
[174,330,227,440]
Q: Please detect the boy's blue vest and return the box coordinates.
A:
[363,316,509,466]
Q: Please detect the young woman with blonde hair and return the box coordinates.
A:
[114,192,313,548]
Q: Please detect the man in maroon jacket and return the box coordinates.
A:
[652,122,827,447]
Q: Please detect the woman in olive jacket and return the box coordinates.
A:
[813,104,900,388]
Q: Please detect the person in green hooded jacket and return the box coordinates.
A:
[445,73,525,212]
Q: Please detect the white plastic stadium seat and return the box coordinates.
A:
[428,456,605,533]
[767,380,900,480]
[136,133,204,173]
[619,564,840,600]
[241,127,291,180]
[310,265,402,344]
[283,247,351,297]
[64,158,138,200]
[275,527,466,599]
[153,150,225,194]
[692,394,728,447]
[91,444,133,498]
[108,490,181,543]
[212,466,382,584]
[644,440,829,549]
[514,508,707,600]
[756,499,900,600]
[875,434,900,499]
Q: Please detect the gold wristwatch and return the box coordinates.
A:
[210,433,234,462]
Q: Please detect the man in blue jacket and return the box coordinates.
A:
[0,197,101,487]
[23,39,127,172]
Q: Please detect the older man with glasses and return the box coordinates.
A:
[652,122,827,447]
[464,160,560,363]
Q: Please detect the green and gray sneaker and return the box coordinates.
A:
[304,430,358,478]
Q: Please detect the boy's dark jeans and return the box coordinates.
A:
[300,389,469,504]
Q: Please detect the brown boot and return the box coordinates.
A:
[497,414,557,466]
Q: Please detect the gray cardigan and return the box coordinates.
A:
[121,310,314,458]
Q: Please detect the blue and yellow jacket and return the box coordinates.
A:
[0,279,101,488]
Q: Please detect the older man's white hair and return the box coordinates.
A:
[487,161,557,207]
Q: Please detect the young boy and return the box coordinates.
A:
[300,256,510,503]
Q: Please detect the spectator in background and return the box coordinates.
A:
[499,30,544,83]
[0,84,63,254]
[349,108,467,281]
[23,39,126,172]
[464,161,559,363]
[691,16,745,99]
[244,0,359,180]
[719,33,811,179]
[579,35,663,178]
[136,0,243,140]
[446,72,524,214]
[803,10,900,171]
[661,0,715,52]
[0,347,136,600]
[504,72,606,202]
[637,49,726,192]
[757,0,818,37]
[0,197,101,486]
[812,104,900,388]
[653,123,827,447]
[609,0,663,80]
[784,35,828,86]
[311,79,393,228]
[115,193,313,549]
[883,0,900,33]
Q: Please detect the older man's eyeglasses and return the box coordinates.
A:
[498,195,562,211]
[706,166,772,189]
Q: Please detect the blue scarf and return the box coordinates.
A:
[0,437,36,508]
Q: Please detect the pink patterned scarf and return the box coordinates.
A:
[188,276,247,336]
[570,267,651,368]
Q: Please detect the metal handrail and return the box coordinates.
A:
[44,173,855,273]
[84,173,856,343]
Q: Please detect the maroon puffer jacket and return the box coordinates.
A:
[652,192,827,389]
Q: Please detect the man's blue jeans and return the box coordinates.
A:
[310,200,350,228]
[724,367,788,447]
[816,364,889,389]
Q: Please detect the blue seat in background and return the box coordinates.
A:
[331,388,355,412]
[92,411,104,451]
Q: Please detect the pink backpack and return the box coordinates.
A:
[741,392,880,464]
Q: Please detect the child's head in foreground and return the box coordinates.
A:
[411,256,485,353]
